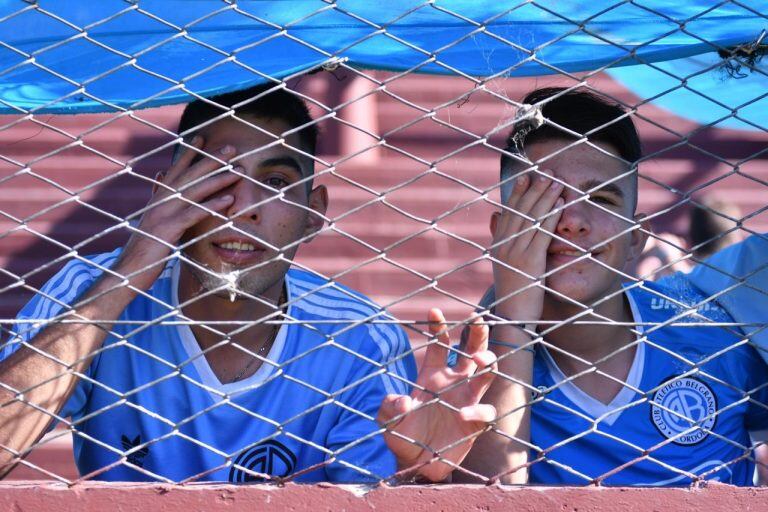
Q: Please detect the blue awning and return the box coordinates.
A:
[609,50,768,132]
[1,0,766,114]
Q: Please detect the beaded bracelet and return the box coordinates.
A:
[488,339,536,354]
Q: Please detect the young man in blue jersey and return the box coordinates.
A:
[460,87,768,486]
[0,84,496,483]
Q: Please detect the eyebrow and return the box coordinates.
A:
[580,179,625,199]
[259,156,306,176]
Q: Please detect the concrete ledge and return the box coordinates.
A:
[1,481,766,511]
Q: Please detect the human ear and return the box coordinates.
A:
[627,213,651,263]
[303,184,329,241]
[152,171,165,194]
[489,211,500,238]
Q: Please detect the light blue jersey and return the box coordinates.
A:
[2,250,417,483]
[530,278,768,486]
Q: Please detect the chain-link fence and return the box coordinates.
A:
[0,1,767,487]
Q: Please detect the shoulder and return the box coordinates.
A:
[286,268,412,357]
[23,249,123,310]
[625,279,759,365]
[4,249,124,356]
[625,278,733,324]
[287,268,393,324]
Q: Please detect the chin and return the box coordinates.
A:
[544,272,615,309]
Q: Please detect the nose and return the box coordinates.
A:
[555,193,591,240]
[225,178,262,223]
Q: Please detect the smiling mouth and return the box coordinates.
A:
[211,239,268,265]
[214,241,258,252]
[549,249,583,257]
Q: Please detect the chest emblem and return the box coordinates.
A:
[650,376,717,445]
[229,440,297,483]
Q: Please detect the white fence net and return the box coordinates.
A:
[0,1,767,487]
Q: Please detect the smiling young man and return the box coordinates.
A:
[0,84,496,483]
[460,87,768,486]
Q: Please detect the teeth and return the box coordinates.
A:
[556,250,581,256]
[218,241,256,251]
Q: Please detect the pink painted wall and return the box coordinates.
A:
[2,482,768,511]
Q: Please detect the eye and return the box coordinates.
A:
[589,194,618,206]
[263,176,290,190]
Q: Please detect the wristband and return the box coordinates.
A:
[488,339,536,354]
[490,317,537,335]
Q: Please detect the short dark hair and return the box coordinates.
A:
[173,84,318,170]
[500,87,642,211]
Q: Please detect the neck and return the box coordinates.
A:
[541,289,636,378]
[177,263,285,352]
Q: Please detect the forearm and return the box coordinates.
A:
[458,325,533,484]
[0,253,155,476]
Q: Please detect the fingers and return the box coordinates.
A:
[468,349,497,399]
[163,143,239,197]
[177,165,243,204]
[168,134,206,177]
[178,193,235,227]
[459,403,497,423]
[499,170,555,240]
[529,197,565,256]
[494,173,529,238]
[422,308,451,369]
[494,170,560,250]
[514,176,565,249]
[377,394,413,428]
[174,145,238,192]
[454,318,488,374]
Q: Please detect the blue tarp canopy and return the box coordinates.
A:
[609,52,768,132]
[0,0,766,114]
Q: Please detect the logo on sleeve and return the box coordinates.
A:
[229,440,297,483]
[651,377,717,445]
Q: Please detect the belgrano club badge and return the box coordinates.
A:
[651,377,717,445]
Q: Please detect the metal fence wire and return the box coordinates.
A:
[0,0,767,487]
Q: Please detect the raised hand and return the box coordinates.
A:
[491,169,564,322]
[378,308,497,482]
[121,136,242,288]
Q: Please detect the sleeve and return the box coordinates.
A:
[658,234,768,365]
[0,251,119,421]
[324,320,417,483]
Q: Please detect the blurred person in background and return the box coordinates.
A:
[689,196,744,261]
[632,231,692,279]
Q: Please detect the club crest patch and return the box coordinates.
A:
[651,376,717,445]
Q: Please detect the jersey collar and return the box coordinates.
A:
[539,285,645,426]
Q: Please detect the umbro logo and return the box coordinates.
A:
[121,434,150,468]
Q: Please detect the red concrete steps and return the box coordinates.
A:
[374,73,768,162]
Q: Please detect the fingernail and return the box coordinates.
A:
[191,135,202,144]
[233,165,244,173]
[556,198,564,206]
[220,145,234,155]
[220,194,234,202]
[538,174,547,182]
[551,180,563,190]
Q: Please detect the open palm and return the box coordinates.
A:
[378,308,497,482]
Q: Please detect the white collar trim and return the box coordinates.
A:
[171,260,289,399]
[540,288,645,426]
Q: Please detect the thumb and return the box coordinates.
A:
[377,394,413,428]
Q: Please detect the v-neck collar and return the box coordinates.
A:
[171,259,289,399]
[540,287,646,426]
